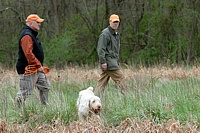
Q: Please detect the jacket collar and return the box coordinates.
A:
[24,25,38,36]
[108,26,118,35]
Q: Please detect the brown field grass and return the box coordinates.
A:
[1,66,200,132]
[1,65,200,86]
[0,115,199,132]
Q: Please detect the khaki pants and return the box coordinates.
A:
[95,69,126,94]
[16,72,50,107]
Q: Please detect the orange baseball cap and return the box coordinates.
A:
[109,14,120,22]
[26,14,44,23]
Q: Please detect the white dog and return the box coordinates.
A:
[76,86,102,121]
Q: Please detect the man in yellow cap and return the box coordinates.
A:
[15,14,50,108]
[95,14,127,95]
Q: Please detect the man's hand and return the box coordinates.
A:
[38,66,44,72]
[102,63,107,70]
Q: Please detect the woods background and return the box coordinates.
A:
[0,0,200,68]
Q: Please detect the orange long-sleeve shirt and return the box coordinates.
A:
[20,35,42,68]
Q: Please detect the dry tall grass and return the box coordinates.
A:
[0,115,199,132]
[1,65,200,132]
[1,65,200,87]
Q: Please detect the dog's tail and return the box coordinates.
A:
[87,86,94,91]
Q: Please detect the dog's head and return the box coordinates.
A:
[89,96,102,114]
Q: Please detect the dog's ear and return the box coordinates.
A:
[88,99,91,109]
[86,99,91,109]
[88,98,96,108]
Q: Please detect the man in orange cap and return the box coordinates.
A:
[95,14,127,95]
[15,14,50,108]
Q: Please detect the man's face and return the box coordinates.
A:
[30,21,41,31]
[109,21,120,30]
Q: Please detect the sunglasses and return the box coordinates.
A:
[113,21,119,23]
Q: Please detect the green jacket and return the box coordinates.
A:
[97,26,120,70]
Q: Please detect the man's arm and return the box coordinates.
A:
[97,34,107,64]
[21,35,42,68]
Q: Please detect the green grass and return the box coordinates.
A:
[1,75,200,128]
